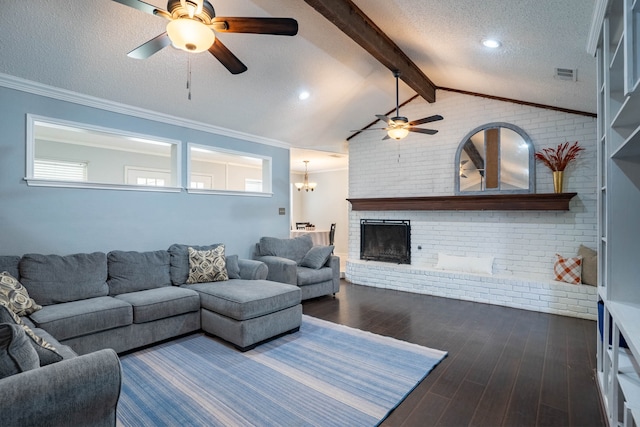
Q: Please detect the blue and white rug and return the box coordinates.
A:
[117,315,447,427]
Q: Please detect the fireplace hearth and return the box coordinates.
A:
[360,219,410,264]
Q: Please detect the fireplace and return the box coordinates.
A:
[360,219,410,264]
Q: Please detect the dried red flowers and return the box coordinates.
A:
[535,141,584,171]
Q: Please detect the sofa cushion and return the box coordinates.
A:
[0,304,63,366]
[299,246,334,269]
[226,255,241,279]
[28,297,132,341]
[187,246,228,283]
[257,235,313,264]
[0,272,42,316]
[0,256,20,280]
[296,266,335,286]
[0,323,40,379]
[184,279,300,321]
[168,243,224,286]
[114,287,200,323]
[19,252,109,305]
[107,250,171,295]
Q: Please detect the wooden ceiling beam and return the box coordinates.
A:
[303,0,437,103]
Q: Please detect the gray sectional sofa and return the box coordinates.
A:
[0,243,303,427]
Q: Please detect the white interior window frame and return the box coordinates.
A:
[25,114,182,193]
[190,173,214,189]
[186,142,272,197]
[123,166,172,187]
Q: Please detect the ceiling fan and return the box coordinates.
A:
[355,71,443,140]
[112,0,298,74]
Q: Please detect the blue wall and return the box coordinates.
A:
[0,86,291,257]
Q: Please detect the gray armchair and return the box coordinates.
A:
[0,348,122,427]
[254,234,339,300]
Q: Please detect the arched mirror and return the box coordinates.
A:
[455,123,535,194]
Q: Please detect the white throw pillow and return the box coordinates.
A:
[435,253,494,275]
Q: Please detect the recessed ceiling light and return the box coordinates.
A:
[482,39,501,48]
[298,91,310,100]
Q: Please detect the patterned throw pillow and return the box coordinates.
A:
[186,246,228,284]
[0,303,63,366]
[0,271,42,316]
[554,254,583,285]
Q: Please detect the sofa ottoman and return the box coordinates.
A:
[169,243,303,351]
[185,279,302,351]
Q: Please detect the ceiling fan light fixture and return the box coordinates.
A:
[180,0,204,18]
[167,18,215,53]
[387,116,409,140]
[387,127,410,140]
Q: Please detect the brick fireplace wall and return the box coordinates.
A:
[346,90,598,319]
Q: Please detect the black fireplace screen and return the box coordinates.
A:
[360,219,410,264]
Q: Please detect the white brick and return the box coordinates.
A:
[347,91,597,321]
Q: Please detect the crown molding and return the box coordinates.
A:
[0,73,289,149]
[586,0,608,56]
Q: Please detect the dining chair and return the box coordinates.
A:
[329,223,336,246]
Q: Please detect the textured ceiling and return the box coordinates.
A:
[0,0,597,172]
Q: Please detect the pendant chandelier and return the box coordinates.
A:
[294,160,317,192]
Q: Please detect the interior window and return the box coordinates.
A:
[188,144,272,196]
[26,115,181,192]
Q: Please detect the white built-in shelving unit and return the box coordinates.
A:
[591,0,640,425]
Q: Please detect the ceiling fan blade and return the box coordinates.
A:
[408,114,444,126]
[127,32,171,59]
[409,128,439,135]
[208,38,248,74]
[212,17,298,36]
[350,128,388,132]
[375,114,391,124]
[112,0,161,15]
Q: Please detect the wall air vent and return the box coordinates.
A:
[555,67,577,81]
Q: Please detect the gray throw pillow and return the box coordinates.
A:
[226,255,241,279]
[0,323,40,379]
[300,246,334,269]
[0,304,63,366]
[578,244,598,286]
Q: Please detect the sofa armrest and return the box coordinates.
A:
[237,258,268,280]
[254,255,298,285]
[327,255,340,292]
[0,348,122,427]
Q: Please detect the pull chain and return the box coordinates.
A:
[187,56,192,100]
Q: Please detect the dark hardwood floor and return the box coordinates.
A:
[302,280,605,427]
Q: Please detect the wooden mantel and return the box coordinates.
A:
[347,193,577,211]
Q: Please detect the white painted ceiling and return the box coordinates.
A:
[0,0,597,172]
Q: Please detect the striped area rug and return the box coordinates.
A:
[117,315,447,427]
